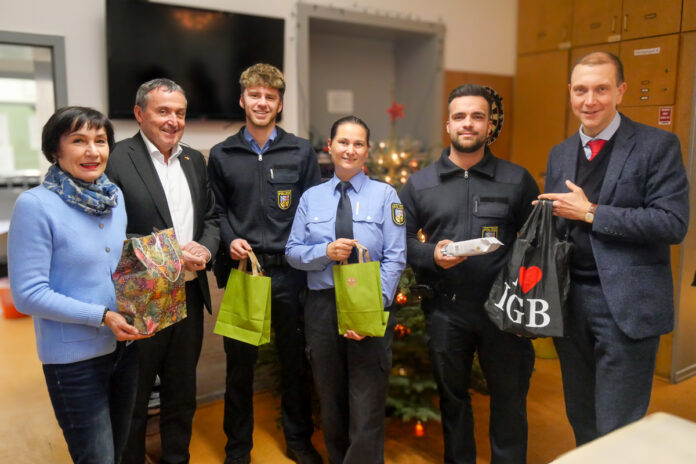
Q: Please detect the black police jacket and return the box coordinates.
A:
[400,147,539,300]
[208,126,320,266]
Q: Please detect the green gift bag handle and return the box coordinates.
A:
[339,241,371,265]
[238,250,263,276]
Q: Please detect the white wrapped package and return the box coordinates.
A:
[441,237,503,257]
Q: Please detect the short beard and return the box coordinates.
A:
[451,137,487,154]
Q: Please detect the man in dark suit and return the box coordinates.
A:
[539,52,689,445]
[106,78,219,463]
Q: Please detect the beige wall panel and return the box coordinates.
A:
[571,0,622,47]
[443,71,514,159]
[511,50,569,190]
[621,0,682,40]
[518,0,572,54]
[619,34,680,106]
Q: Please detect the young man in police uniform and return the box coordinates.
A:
[400,84,539,464]
[207,63,321,464]
[539,52,689,445]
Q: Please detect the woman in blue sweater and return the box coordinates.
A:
[8,107,147,463]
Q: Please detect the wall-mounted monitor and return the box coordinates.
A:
[106,0,284,120]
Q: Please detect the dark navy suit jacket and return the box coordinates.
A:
[544,114,689,339]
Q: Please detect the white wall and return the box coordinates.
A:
[0,0,517,150]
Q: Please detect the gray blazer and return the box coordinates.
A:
[545,114,689,339]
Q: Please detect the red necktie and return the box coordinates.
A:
[587,139,606,161]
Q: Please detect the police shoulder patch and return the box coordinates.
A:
[391,203,405,225]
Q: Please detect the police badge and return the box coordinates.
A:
[277,190,291,210]
[391,203,405,225]
[482,226,498,238]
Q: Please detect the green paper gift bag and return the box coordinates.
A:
[333,242,389,337]
[214,250,272,346]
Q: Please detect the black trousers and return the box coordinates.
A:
[122,280,205,464]
[304,289,394,464]
[223,266,314,460]
[554,280,659,446]
[424,293,534,464]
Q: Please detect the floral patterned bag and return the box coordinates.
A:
[112,228,187,334]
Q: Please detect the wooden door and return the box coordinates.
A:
[511,50,569,190]
[683,0,696,33]
[619,34,680,106]
[621,0,682,40]
[518,0,572,54]
[670,32,696,382]
[619,106,674,131]
[565,44,621,137]
[674,32,696,162]
[571,0,622,46]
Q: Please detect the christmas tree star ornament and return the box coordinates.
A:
[386,101,406,122]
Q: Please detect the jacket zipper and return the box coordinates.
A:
[258,154,267,250]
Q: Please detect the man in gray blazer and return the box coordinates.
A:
[539,51,689,445]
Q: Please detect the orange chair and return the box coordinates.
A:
[0,278,27,319]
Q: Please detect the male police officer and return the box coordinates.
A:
[207,63,321,464]
[539,52,689,445]
[400,84,539,464]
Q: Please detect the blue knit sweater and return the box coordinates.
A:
[8,185,127,364]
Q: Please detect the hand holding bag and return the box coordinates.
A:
[214,250,272,346]
[333,242,389,337]
[484,200,572,337]
[112,228,187,335]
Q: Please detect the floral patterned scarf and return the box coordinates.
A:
[43,164,118,216]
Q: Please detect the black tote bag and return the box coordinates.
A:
[484,200,572,337]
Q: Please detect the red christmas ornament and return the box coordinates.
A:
[395,291,408,305]
[386,101,406,122]
[414,420,425,437]
[393,323,411,339]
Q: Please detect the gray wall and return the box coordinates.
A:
[309,32,395,145]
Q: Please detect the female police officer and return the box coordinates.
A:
[286,116,406,463]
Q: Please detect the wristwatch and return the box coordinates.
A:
[100,308,109,326]
[584,203,597,224]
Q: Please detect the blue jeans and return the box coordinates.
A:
[43,341,138,464]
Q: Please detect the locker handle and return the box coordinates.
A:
[611,16,617,33]
[644,13,657,20]
[623,14,628,31]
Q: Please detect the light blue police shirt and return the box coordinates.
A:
[286,171,406,306]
